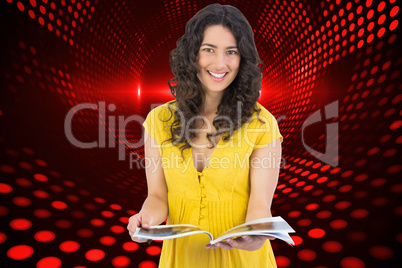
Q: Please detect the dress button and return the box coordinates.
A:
[200,184,204,188]
[200,204,205,208]
[199,215,204,219]
[201,194,206,198]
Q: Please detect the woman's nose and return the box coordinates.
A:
[213,52,226,68]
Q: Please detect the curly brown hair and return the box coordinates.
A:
[164,3,265,159]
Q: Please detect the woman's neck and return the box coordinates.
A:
[202,91,223,115]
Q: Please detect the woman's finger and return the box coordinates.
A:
[127,214,140,231]
[130,231,148,243]
[225,238,240,248]
[216,242,232,250]
[132,237,148,243]
[258,235,276,240]
[241,235,252,241]
[127,214,150,243]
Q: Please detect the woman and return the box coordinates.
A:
[127,4,283,267]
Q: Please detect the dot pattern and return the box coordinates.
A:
[0,0,401,267]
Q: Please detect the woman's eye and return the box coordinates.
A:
[204,48,214,52]
[227,50,238,55]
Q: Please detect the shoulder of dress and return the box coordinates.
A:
[251,102,275,124]
[147,100,175,115]
[148,100,177,123]
[150,100,175,111]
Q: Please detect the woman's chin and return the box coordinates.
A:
[202,85,228,94]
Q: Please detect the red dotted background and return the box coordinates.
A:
[0,0,401,267]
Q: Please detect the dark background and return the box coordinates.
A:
[0,0,401,267]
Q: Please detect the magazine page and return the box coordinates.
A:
[133,224,213,241]
[259,232,295,246]
[211,231,295,246]
[220,216,295,234]
[210,216,295,245]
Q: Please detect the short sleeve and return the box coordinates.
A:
[142,107,159,144]
[252,107,283,150]
[142,101,176,150]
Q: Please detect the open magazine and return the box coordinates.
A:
[133,216,295,246]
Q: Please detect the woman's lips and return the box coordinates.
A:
[207,70,228,81]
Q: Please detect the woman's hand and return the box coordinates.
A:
[205,235,276,251]
[127,210,154,243]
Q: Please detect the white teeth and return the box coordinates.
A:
[208,71,226,78]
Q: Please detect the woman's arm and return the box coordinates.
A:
[245,137,281,222]
[127,129,168,242]
[206,138,282,250]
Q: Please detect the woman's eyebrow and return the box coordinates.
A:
[201,43,238,49]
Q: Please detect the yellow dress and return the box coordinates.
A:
[143,100,283,268]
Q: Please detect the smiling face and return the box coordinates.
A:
[195,25,241,95]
